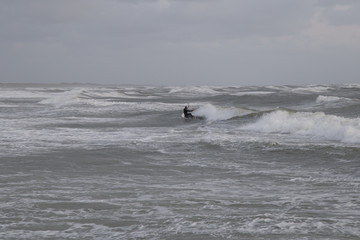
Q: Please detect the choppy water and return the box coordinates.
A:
[0,83,359,239]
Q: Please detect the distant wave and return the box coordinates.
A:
[0,90,49,99]
[265,85,334,93]
[39,89,119,107]
[230,91,275,96]
[242,110,360,143]
[316,95,355,104]
[291,86,334,93]
[168,86,221,96]
[39,89,87,107]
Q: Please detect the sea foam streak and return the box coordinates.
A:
[242,110,360,143]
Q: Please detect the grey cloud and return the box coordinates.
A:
[0,0,360,85]
[324,6,360,26]
[0,0,313,44]
[113,0,314,42]
[315,0,360,26]
[0,1,94,43]
[315,0,360,7]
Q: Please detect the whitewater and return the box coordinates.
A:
[0,83,359,239]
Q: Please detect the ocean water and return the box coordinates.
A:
[0,83,359,240]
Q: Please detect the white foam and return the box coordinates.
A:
[193,104,254,121]
[242,110,360,143]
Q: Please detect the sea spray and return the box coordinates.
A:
[193,104,254,121]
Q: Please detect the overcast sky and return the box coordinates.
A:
[1,0,360,86]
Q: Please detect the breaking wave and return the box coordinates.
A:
[242,110,360,143]
[192,104,254,121]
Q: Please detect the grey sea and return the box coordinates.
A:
[0,83,359,240]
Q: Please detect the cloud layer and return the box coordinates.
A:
[1,0,360,85]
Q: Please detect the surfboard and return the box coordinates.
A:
[181,113,204,120]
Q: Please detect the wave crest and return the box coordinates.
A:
[242,110,360,143]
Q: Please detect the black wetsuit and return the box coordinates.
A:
[183,107,194,118]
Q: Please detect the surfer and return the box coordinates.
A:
[183,106,194,119]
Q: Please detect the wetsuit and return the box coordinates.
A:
[183,107,194,118]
